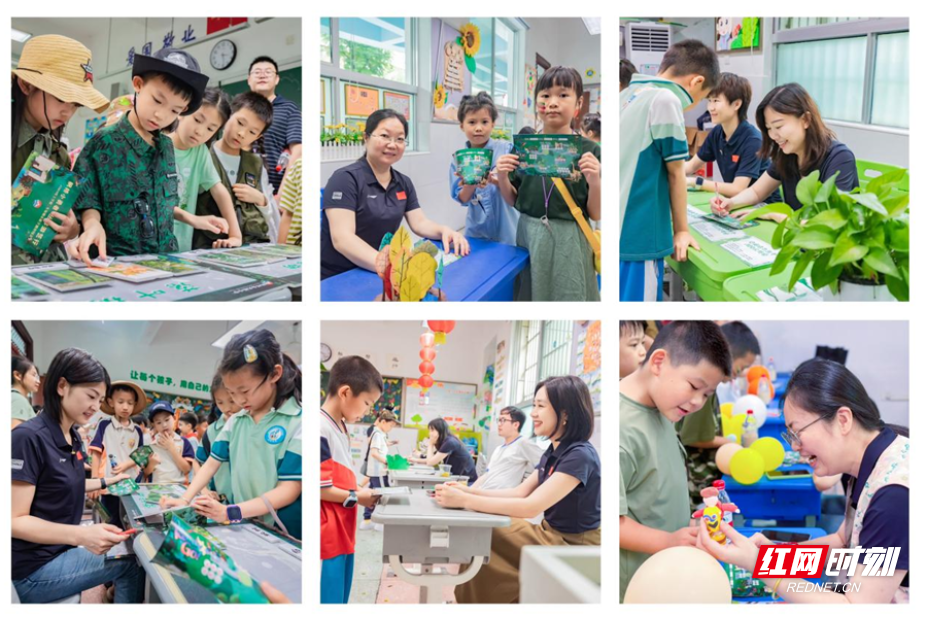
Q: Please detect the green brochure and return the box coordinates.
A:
[11,152,82,256]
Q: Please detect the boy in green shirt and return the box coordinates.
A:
[73,48,228,265]
[676,321,762,510]
[619,321,731,602]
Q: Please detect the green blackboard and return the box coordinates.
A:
[220,66,302,108]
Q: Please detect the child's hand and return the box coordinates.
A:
[77,220,107,267]
[213,237,242,249]
[441,228,470,257]
[159,496,188,510]
[356,488,380,508]
[710,196,733,216]
[578,152,600,187]
[46,210,81,243]
[668,524,699,549]
[155,432,174,449]
[733,208,787,223]
[260,581,292,604]
[495,154,520,175]
[487,169,500,186]
[191,215,230,234]
[673,231,701,262]
[149,452,162,467]
[192,495,229,523]
[232,183,266,206]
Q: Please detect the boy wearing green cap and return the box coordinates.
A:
[72,48,229,265]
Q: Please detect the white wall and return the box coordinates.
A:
[744,321,909,427]
[24,320,302,399]
[665,18,909,168]
[12,17,301,151]
[320,17,600,232]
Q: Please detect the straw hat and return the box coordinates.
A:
[101,380,148,415]
[13,34,110,113]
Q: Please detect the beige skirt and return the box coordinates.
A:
[455,518,601,604]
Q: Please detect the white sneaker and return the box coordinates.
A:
[359,519,374,530]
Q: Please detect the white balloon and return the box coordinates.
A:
[733,395,768,428]
[625,546,732,603]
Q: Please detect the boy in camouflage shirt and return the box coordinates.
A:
[73,48,228,264]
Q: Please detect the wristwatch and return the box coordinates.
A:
[696,176,705,188]
[99,477,108,490]
[343,490,358,508]
[226,505,243,524]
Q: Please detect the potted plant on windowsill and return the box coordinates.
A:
[742,168,909,301]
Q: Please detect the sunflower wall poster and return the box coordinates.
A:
[432,19,477,122]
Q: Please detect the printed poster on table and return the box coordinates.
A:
[721,237,778,267]
[690,219,747,242]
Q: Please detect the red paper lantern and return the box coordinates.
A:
[419,361,435,375]
[420,348,436,361]
[427,320,456,345]
[420,332,435,347]
[419,374,435,389]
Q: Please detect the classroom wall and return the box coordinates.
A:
[23,320,302,400]
[12,17,302,151]
[320,17,600,232]
[667,18,909,169]
[744,321,909,427]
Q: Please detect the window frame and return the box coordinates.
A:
[511,320,574,409]
[464,18,524,139]
[772,17,909,132]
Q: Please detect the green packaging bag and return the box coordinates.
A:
[107,478,140,496]
[130,445,154,467]
[153,516,269,603]
[513,134,582,178]
[455,148,493,184]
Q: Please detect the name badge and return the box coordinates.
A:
[732,154,740,163]
[396,191,407,201]
[245,173,257,187]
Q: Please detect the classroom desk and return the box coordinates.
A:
[729,526,829,604]
[722,262,814,302]
[667,192,780,301]
[371,489,511,603]
[723,464,821,527]
[388,470,469,490]
[118,484,302,603]
[520,546,600,603]
[320,237,529,302]
[12,246,301,302]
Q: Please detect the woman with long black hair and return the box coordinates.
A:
[407,417,478,484]
[700,358,908,604]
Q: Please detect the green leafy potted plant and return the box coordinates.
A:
[742,168,909,301]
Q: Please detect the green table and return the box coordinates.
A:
[667,192,780,301]
[722,263,814,301]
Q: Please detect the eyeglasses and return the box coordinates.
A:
[250,69,277,77]
[497,417,513,424]
[371,133,407,146]
[780,414,831,448]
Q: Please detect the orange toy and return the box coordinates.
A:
[746,366,771,384]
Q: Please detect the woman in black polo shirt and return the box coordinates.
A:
[321,108,470,280]
[436,376,602,603]
[12,348,143,603]
[407,418,478,485]
[711,82,860,221]
[700,359,908,604]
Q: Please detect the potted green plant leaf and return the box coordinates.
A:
[742,168,908,301]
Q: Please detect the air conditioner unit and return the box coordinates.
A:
[627,22,671,76]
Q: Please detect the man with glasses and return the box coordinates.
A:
[248,56,302,193]
[471,406,543,491]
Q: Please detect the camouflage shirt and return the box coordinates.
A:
[72,114,179,256]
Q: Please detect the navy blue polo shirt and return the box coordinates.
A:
[537,440,601,533]
[697,122,782,203]
[11,413,87,580]
[321,157,421,279]
[438,435,478,485]
[840,427,909,586]
[768,140,859,210]
[262,94,302,193]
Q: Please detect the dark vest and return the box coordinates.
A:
[193,147,269,249]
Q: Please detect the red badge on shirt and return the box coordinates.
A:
[732,155,741,163]
[396,191,407,201]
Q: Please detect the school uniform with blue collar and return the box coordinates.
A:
[449,138,519,245]
[697,122,783,203]
[455,439,601,603]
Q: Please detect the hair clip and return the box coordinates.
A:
[243,344,258,363]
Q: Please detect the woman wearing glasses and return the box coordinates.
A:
[321,108,470,280]
[700,358,909,604]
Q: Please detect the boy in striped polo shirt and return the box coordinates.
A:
[321,356,383,604]
[619,40,720,301]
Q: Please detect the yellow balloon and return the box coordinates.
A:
[730,448,765,485]
[720,402,734,418]
[625,546,732,603]
[751,437,786,472]
[715,442,743,475]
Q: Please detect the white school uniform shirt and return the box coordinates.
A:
[89,418,147,473]
[479,436,544,490]
[150,433,195,484]
[366,427,389,478]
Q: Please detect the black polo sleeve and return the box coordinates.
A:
[323,168,360,212]
[403,177,421,213]
[12,427,43,485]
[554,444,595,486]
[859,485,909,571]
[824,145,860,192]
